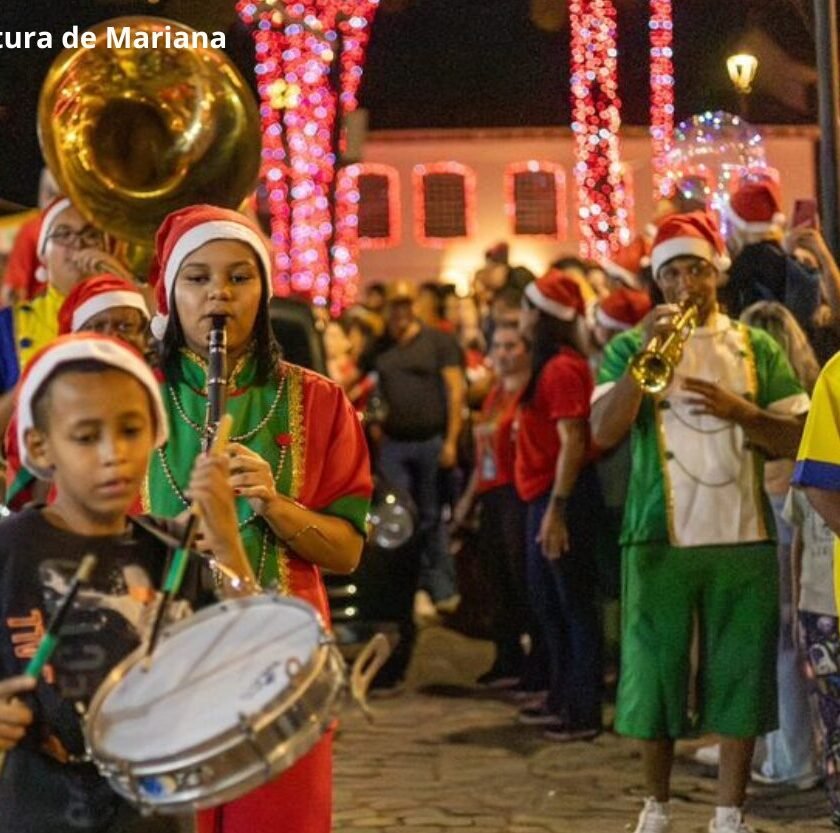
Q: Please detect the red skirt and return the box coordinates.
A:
[196,731,333,833]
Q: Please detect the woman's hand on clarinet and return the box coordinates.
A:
[226,443,277,515]
[0,676,35,751]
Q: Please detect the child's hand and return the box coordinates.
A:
[0,676,36,752]
[186,455,240,556]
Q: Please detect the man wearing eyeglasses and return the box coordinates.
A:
[590,212,809,833]
[12,197,132,371]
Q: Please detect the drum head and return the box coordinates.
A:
[88,595,322,763]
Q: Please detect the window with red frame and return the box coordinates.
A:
[355,165,401,249]
[414,163,476,246]
[506,162,567,239]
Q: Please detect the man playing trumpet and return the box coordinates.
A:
[590,212,809,833]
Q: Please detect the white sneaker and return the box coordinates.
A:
[708,807,755,833]
[412,590,441,627]
[632,797,671,833]
[694,743,720,768]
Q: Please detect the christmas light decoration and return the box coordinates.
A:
[569,0,630,259]
[413,162,476,248]
[504,160,567,240]
[236,0,380,312]
[649,0,675,197]
[665,111,768,232]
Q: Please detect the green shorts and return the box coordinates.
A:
[615,540,778,740]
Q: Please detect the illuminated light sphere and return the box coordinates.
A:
[665,110,769,232]
[236,0,381,313]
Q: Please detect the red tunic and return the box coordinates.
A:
[197,365,372,833]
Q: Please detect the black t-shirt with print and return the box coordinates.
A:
[0,508,208,833]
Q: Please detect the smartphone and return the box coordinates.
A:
[792,198,819,230]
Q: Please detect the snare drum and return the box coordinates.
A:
[85,594,348,814]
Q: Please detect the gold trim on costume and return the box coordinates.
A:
[736,320,768,541]
[653,396,678,546]
[274,362,305,596]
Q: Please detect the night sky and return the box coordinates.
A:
[0,0,818,205]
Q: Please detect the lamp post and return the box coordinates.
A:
[726,52,758,119]
[814,0,840,259]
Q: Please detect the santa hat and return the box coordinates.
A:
[148,204,272,340]
[58,274,149,335]
[34,196,73,283]
[595,287,652,332]
[601,235,651,289]
[485,242,509,264]
[725,180,786,234]
[650,211,732,279]
[17,333,168,478]
[524,269,586,320]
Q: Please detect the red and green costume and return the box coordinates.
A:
[145,348,372,833]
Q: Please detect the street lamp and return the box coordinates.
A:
[726,53,758,117]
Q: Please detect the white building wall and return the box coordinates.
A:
[357,126,818,293]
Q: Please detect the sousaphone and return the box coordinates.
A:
[38,16,261,273]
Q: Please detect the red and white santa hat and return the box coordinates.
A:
[595,287,652,332]
[650,211,732,279]
[601,234,651,289]
[17,333,168,478]
[58,273,149,335]
[148,204,272,340]
[34,196,73,283]
[524,269,586,320]
[725,179,785,234]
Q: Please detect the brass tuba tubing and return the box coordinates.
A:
[629,302,699,395]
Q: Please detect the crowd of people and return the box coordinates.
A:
[314,177,840,833]
[2,173,840,833]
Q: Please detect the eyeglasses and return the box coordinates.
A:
[657,260,715,286]
[46,226,105,249]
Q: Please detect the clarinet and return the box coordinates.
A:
[204,315,228,453]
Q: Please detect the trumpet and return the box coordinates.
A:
[629,302,698,394]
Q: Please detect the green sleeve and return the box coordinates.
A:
[596,328,644,387]
[750,327,806,409]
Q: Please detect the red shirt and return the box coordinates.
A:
[514,347,593,502]
[2,215,42,302]
[473,382,524,495]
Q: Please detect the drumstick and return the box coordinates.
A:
[144,414,233,663]
[26,554,97,679]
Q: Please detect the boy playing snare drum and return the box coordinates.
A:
[0,333,253,833]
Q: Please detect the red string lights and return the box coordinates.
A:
[569,0,630,259]
[236,0,379,313]
[650,0,675,197]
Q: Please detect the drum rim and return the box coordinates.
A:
[85,593,333,769]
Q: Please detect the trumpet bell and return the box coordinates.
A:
[628,352,674,395]
[38,16,261,256]
[628,303,698,395]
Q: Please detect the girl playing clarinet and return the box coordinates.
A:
[144,204,373,833]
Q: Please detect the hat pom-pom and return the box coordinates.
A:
[35,265,48,283]
[150,314,168,341]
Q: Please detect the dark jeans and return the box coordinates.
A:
[379,434,457,602]
[525,468,602,729]
[476,485,529,674]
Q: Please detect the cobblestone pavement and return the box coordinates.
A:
[333,626,835,833]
